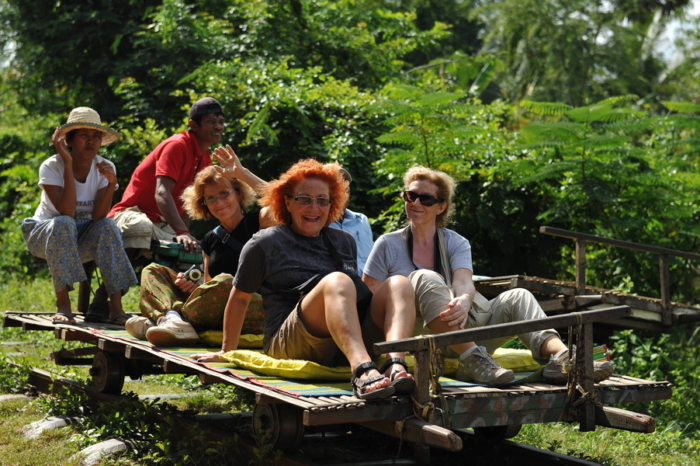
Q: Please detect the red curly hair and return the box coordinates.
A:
[260,159,349,226]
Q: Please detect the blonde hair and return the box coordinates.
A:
[403,166,456,228]
[181,166,256,220]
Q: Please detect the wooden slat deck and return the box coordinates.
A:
[2,310,672,433]
[474,275,700,331]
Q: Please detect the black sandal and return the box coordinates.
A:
[351,362,396,400]
[379,357,415,395]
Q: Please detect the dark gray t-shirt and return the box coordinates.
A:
[233,224,357,346]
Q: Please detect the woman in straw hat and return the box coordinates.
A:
[21,107,138,325]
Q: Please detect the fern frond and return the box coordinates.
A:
[515,160,582,184]
[566,104,642,123]
[580,135,630,149]
[662,101,700,114]
[596,95,639,107]
[376,132,423,146]
[385,84,425,101]
[521,121,586,141]
[520,101,572,116]
[417,92,466,107]
[517,141,569,151]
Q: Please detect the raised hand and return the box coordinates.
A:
[213,144,242,177]
[96,161,117,186]
[51,127,72,165]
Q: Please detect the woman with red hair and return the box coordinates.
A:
[192,159,416,400]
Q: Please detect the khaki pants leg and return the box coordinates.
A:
[476,288,559,363]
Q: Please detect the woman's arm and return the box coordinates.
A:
[44,128,77,216]
[202,252,212,283]
[440,268,476,329]
[258,206,277,229]
[362,273,384,294]
[214,145,268,195]
[190,287,253,362]
[91,161,118,220]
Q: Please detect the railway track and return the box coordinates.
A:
[17,365,606,466]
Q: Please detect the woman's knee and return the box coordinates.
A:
[321,271,355,292]
[93,217,122,238]
[52,216,78,234]
[384,275,414,299]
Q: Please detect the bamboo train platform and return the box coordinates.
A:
[474,227,700,334]
[2,306,673,459]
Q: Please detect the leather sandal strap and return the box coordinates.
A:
[353,361,378,380]
[379,357,408,375]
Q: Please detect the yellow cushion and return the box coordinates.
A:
[198,330,263,348]
[221,349,351,380]
[217,345,541,381]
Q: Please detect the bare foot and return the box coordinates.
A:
[54,290,75,323]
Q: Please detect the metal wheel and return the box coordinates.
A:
[472,424,521,444]
[252,403,304,452]
[89,350,125,394]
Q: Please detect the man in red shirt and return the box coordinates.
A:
[87,97,225,322]
[110,97,225,254]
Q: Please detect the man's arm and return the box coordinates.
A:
[155,175,199,252]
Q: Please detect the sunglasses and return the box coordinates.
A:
[202,190,233,206]
[400,190,443,207]
[290,195,331,207]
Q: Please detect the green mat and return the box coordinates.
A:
[101,328,543,397]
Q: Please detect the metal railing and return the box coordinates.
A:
[540,226,700,325]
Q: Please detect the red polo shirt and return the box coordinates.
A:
[109,131,211,222]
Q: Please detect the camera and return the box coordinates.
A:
[184,264,204,283]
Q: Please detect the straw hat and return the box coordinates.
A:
[56,107,121,146]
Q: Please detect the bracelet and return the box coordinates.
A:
[175,230,191,235]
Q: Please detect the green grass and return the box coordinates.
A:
[0,397,83,466]
[515,423,700,466]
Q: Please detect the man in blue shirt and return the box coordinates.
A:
[329,168,374,276]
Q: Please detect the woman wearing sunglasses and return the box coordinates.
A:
[126,147,276,346]
[362,166,613,385]
[191,159,417,400]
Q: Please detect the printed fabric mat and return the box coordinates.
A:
[100,328,545,398]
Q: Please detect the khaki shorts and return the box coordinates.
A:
[111,207,177,250]
[266,302,339,367]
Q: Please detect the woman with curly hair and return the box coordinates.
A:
[126,147,275,346]
[191,159,416,400]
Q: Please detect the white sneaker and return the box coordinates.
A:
[125,316,155,340]
[543,349,614,385]
[455,346,515,385]
[145,319,199,346]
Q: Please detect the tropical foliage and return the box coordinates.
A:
[0,2,699,453]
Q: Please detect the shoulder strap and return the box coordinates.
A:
[437,228,452,288]
[402,225,444,278]
[214,225,245,254]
